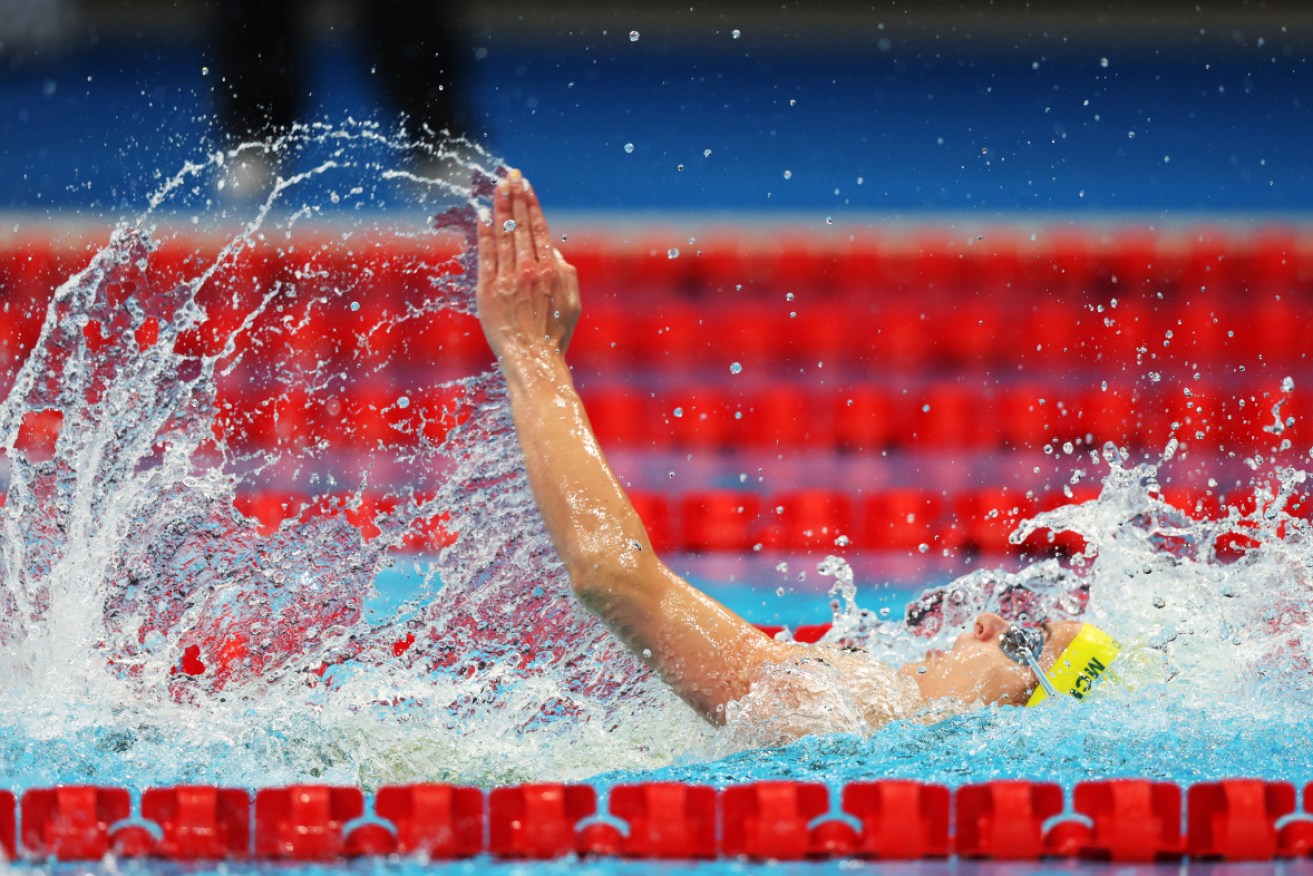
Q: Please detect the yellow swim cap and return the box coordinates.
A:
[1026,623,1120,707]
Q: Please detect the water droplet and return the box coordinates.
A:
[731,28,742,38]
[667,248,680,259]
[729,362,742,375]
[624,143,635,154]
[629,30,640,42]
[1100,57,1110,67]
[703,148,712,157]
[789,98,797,107]
[783,169,793,180]
[1283,376,1296,392]
[825,217,833,225]
[349,301,360,312]
[201,66,210,76]
[775,587,785,597]
[397,396,410,409]
[785,292,795,301]
[503,219,516,232]
[673,407,684,418]
[676,163,684,171]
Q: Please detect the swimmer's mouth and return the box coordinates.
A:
[925,649,945,660]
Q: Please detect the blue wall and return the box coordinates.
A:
[1,28,1310,214]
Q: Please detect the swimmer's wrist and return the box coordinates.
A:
[497,343,572,389]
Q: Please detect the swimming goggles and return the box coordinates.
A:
[999,624,1060,700]
[1000,622,1121,706]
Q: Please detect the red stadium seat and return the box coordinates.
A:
[639,303,706,368]
[787,301,855,365]
[628,491,673,553]
[569,307,641,369]
[662,387,739,449]
[1076,385,1141,448]
[954,489,1038,554]
[997,384,1057,450]
[412,309,493,371]
[1020,299,1087,365]
[1091,298,1152,365]
[937,300,1008,367]
[834,387,897,452]
[865,490,945,551]
[742,386,830,448]
[865,303,931,368]
[771,490,854,550]
[905,383,987,448]
[580,387,653,448]
[681,491,763,551]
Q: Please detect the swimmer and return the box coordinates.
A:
[475,168,1110,738]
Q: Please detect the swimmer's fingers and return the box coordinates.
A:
[510,173,535,270]
[525,180,552,263]
[555,248,580,309]
[476,209,495,295]
[493,174,515,280]
[554,247,581,354]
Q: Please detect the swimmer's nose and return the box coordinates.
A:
[973,611,1008,641]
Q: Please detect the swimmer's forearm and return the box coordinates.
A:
[500,347,659,596]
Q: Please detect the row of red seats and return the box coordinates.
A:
[194,378,1301,456]
[636,485,1300,556]
[6,294,1304,388]
[230,485,1299,556]
[581,382,1301,453]
[568,297,1309,371]
[3,229,1310,307]
[2,251,1307,379]
[5,779,1310,862]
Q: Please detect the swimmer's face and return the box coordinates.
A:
[898,612,1083,707]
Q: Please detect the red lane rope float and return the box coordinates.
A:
[8,779,1313,862]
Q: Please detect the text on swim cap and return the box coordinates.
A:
[1067,656,1107,700]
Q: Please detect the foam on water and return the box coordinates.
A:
[1,123,1311,795]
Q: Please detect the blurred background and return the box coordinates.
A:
[1,0,1311,625]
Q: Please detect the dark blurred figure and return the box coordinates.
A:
[212,0,470,191]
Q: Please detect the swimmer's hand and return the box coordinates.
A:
[476,168,580,360]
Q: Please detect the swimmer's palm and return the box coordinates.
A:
[476,173,580,359]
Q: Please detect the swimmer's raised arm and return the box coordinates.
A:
[475,169,790,722]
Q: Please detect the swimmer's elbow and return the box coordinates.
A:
[565,548,660,607]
